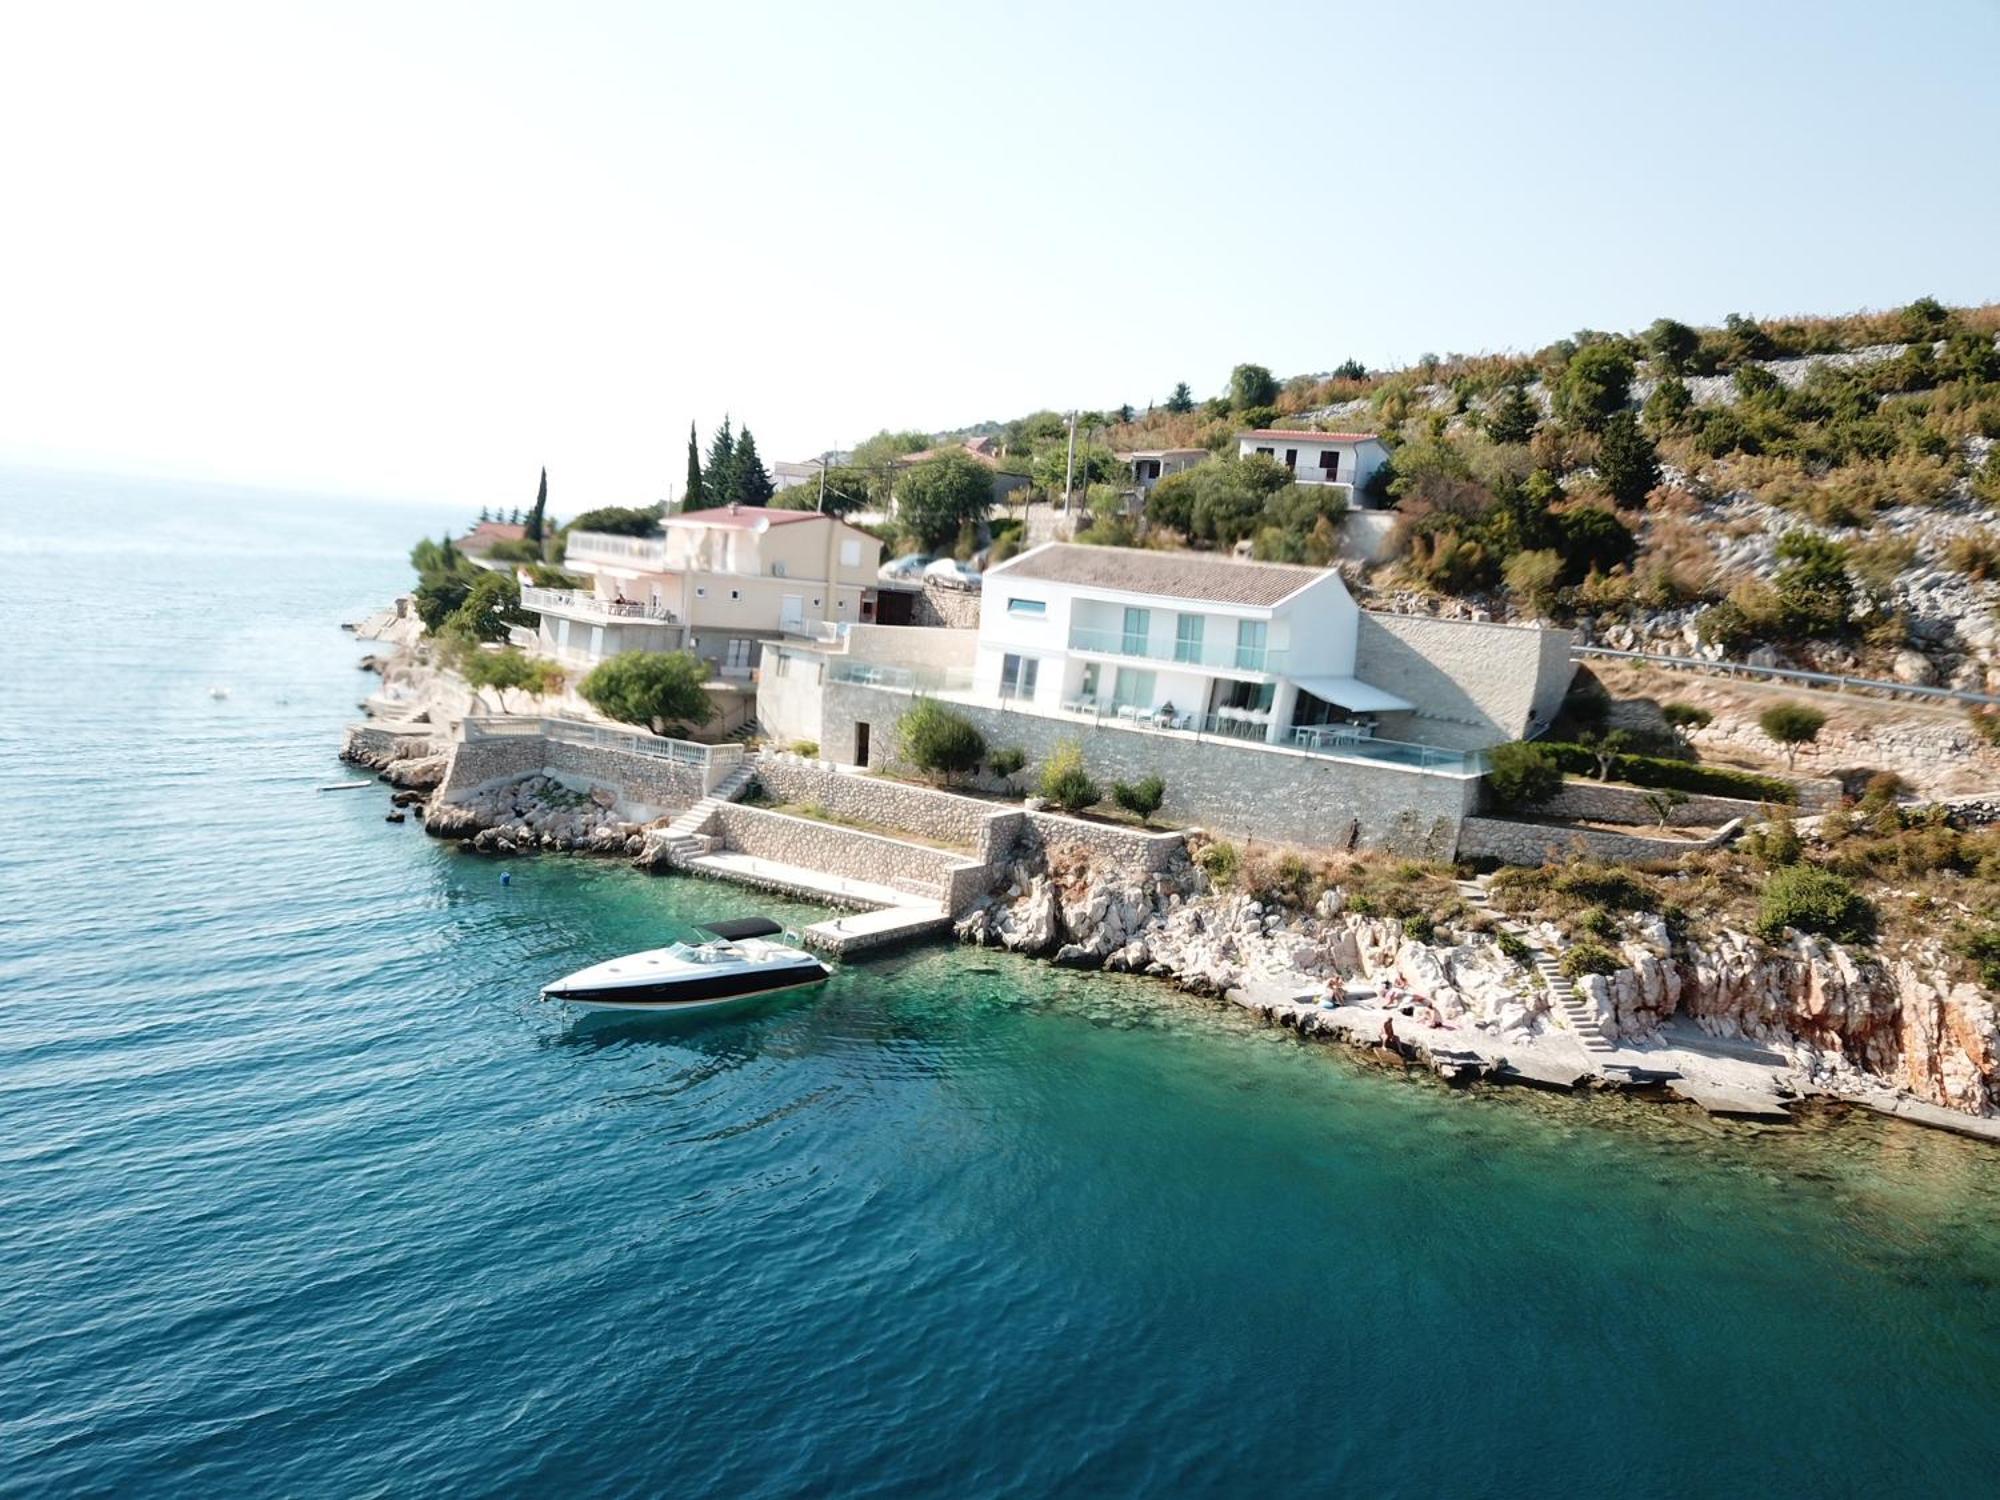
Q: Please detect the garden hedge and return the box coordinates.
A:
[1533,742,1798,804]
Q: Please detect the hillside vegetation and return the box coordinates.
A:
[918,301,2000,694]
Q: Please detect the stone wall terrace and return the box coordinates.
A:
[1458,816,1741,866]
[819,683,1477,858]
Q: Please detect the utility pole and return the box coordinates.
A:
[817,449,829,514]
[1061,409,1078,516]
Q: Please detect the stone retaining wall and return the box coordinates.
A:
[1022,810,1184,875]
[708,803,993,910]
[755,754,998,853]
[820,683,1476,858]
[911,581,982,630]
[1458,815,1739,866]
[1355,613,1574,750]
[1533,779,1770,828]
[437,734,707,819]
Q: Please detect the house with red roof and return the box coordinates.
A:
[520,505,884,676]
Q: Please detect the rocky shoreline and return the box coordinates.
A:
[340,613,1996,1134]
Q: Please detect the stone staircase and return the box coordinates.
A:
[652,760,757,867]
[1456,878,1615,1056]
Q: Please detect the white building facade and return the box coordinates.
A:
[1236,429,1389,497]
[972,544,1415,749]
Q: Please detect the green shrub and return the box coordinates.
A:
[1560,942,1622,979]
[1755,864,1875,944]
[1573,906,1616,939]
[1111,773,1166,824]
[898,698,987,785]
[1746,816,1803,868]
[1038,739,1101,812]
[1495,930,1530,965]
[987,746,1027,788]
[1950,924,2000,988]
[789,740,819,758]
[1661,702,1713,731]
[1534,742,1797,803]
[578,650,714,733]
[1196,840,1240,887]
[1758,701,1828,769]
[1402,913,1437,944]
[1486,742,1562,809]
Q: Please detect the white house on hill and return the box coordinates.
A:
[974,543,1416,750]
[1236,429,1389,496]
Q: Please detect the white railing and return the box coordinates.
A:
[462,715,741,769]
[521,586,677,623]
[562,530,665,568]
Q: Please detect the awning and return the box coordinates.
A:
[1290,676,1414,713]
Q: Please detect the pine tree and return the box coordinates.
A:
[701,417,737,509]
[1487,383,1539,445]
[683,420,704,510]
[1597,412,1660,508]
[524,467,548,542]
[1164,382,1194,414]
[735,427,774,507]
[478,506,490,522]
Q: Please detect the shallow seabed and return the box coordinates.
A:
[4,470,1999,1498]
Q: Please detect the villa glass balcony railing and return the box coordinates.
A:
[826,660,975,693]
[1066,625,1288,674]
[521,586,678,623]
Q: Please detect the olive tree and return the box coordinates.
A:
[578,651,714,735]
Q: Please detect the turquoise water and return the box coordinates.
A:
[5,469,2000,1497]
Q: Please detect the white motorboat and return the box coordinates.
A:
[542,917,828,1014]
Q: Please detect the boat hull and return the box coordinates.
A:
[545,963,829,1013]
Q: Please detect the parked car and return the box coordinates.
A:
[877,553,932,581]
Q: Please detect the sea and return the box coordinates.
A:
[4,466,1998,1497]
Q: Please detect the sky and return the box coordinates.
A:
[3,0,1997,513]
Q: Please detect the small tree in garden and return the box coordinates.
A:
[987,746,1026,791]
[1111,773,1166,826]
[1577,728,1632,781]
[898,698,986,785]
[1038,739,1101,813]
[1661,701,1713,746]
[579,651,713,735]
[1486,742,1561,810]
[1759,701,1828,769]
[1642,788,1689,829]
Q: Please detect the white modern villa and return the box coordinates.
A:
[1236,429,1389,496]
[757,542,1575,852]
[519,506,884,675]
[973,544,1419,753]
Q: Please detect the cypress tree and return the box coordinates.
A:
[683,420,704,510]
[524,467,548,542]
[735,427,774,507]
[702,417,737,509]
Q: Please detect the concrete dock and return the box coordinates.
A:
[676,849,955,957]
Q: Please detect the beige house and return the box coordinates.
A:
[521,506,885,676]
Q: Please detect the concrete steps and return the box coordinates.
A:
[1458,878,1616,1055]
[652,761,756,868]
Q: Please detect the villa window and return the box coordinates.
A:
[1284,448,1298,470]
[1255,446,1274,458]
[1008,597,1047,618]
[1235,618,1268,670]
[730,588,741,600]
[1121,606,1151,656]
[1217,679,1275,712]
[1174,613,1204,664]
[1319,450,1340,480]
[1111,667,1156,710]
[1000,653,1039,701]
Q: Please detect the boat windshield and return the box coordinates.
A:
[664,940,734,964]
